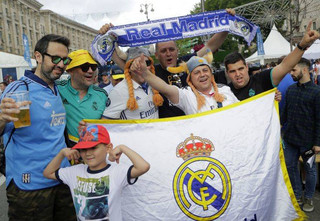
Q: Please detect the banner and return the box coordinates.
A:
[86,90,304,220]
[256,27,265,56]
[23,34,32,68]
[91,10,258,65]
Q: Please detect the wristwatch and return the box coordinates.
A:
[297,43,308,51]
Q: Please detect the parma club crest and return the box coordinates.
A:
[173,134,232,220]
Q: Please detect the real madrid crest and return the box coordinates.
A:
[97,34,116,55]
[234,20,250,36]
[173,133,232,220]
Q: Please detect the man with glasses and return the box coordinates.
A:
[0,34,75,220]
[57,49,108,145]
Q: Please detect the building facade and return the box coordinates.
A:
[0,0,97,56]
[283,0,320,44]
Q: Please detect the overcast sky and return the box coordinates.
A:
[37,0,200,29]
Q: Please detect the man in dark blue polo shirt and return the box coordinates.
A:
[281,58,320,213]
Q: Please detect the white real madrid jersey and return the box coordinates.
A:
[174,85,239,115]
[103,79,159,119]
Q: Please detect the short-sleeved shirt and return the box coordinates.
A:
[1,70,70,190]
[57,163,136,221]
[103,82,113,94]
[228,69,274,101]
[103,79,159,119]
[213,70,229,85]
[57,79,108,141]
[155,65,187,118]
[174,85,239,115]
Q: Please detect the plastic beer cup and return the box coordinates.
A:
[5,91,31,128]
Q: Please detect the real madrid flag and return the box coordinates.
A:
[86,89,305,221]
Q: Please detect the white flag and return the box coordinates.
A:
[87,89,305,221]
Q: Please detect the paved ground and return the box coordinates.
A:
[0,174,319,220]
[306,188,320,220]
[0,178,8,221]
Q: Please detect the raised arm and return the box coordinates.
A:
[111,44,126,70]
[272,21,320,85]
[108,144,150,178]
[197,8,235,57]
[99,23,126,70]
[43,148,80,180]
[131,54,180,104]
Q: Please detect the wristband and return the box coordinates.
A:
[297,43,308,51]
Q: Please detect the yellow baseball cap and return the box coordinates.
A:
[66,49,97,71]
[111,65,125,80]
[112,73,125,80]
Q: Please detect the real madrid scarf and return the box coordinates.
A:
[91,9,258,65]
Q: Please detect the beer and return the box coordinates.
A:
[5,91,31,128]
[10,108,31,128]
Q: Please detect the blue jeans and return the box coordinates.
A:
[283,141,317,199]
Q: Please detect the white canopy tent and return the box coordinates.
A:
[302,39,320,60]
[0,51,36,82]
[246,25,293,65]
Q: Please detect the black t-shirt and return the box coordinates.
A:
[213,70,228,85]
[228,69,274,101]
[155,64,187,118]
[155,53,199,118]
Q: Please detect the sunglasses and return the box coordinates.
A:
[146,60,152,67]
[79,63,98,72]
[43,52,72,65]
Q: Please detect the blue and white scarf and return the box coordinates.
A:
[91,10,258,65]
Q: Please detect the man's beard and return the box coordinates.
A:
[292,71,303,82]
[40,64,63,83]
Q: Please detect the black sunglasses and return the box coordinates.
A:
[79,63,98,72]
[146,60,152,67]
[43,52,72,65]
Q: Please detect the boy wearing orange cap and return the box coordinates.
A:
[43,124,150,220]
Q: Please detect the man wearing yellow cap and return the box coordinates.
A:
[57,49,108,145]
[109,65,124,86]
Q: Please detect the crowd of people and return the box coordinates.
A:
[0,8,320,220]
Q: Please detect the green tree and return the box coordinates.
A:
[191,0,256,14]
[189,0,262,60]
[174,0,260,62]
[176,38,201,56]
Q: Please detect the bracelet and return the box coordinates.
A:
[297,43,308,51]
